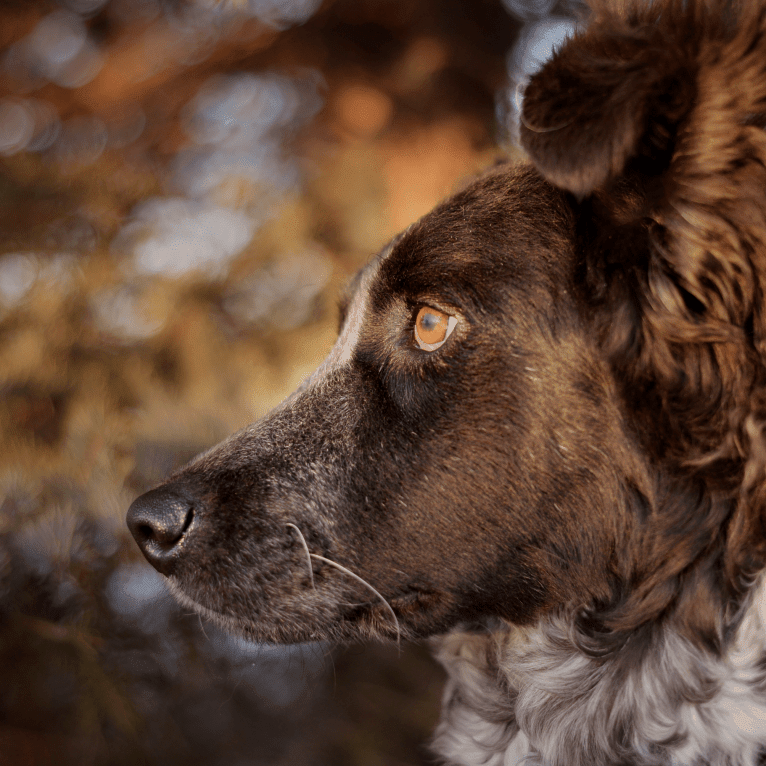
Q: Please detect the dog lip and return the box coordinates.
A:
[389,587,445,611]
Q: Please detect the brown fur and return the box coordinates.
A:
[128,2,766,763]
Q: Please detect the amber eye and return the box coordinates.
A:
[414,306,457,351]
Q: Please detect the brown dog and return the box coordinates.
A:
[128,2,766,763]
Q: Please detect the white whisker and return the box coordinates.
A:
[197,612,210,641]
[286,522,316,589]
[309,553,401,647]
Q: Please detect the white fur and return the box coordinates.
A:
[433,578,766,766]
[309,254,383,384]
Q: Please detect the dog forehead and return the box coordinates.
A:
[311,164,569,383]
[373,164,572,304]
[332,257,380,364]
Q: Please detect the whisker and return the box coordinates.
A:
[286,522,315,590]
[309,553,401,648]
[197,613,210,641]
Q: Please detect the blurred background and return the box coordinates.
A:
[0,1,579,764]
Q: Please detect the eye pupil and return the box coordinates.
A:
[420,312,441,332]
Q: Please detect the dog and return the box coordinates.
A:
[127,1,766,763]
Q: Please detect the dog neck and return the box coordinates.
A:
[433,576,766,766]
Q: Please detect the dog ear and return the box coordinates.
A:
[520,11,694,197]
[521,3,766,472]
[525,4,766,615]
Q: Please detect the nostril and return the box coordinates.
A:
[137,523,154,542]
[140,516,186,546]
[126,486,196,574]
[140,505,192,547]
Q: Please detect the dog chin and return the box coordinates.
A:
[164,575,414,644]
[164,577,258,638]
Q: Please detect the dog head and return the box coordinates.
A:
[128,0,766,651]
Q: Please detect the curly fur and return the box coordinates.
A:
[435,577,766,766]
[429,3,766,763]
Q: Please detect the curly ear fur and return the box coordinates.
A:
[521,2,766,635]
[521,1,750,197]
[520,15,694,197]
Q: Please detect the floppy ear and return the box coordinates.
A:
[520,2,766,613]
[520,10,694,197]
[520,2,766,468]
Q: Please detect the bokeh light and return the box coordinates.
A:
[0,1,581,764]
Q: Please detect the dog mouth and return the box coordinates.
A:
[131,498,456,643]
[165,579,404,643]
[164,556,450,644]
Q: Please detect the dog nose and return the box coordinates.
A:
[126,486,194,576]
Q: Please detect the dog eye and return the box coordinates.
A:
[414,306,457,351]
